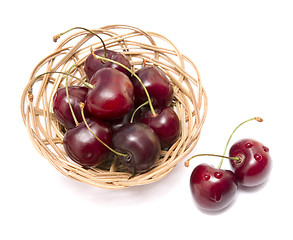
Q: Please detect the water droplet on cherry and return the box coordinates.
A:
[254,153,262,161]
[214,172,223,179]
[263,146,269,152]
[203,174,210,181]
[245,141,253,148]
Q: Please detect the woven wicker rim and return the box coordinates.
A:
[20,25,208,189]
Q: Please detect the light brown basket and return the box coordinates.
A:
[20,25,208,189]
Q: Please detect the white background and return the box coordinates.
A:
[1,0,292,239]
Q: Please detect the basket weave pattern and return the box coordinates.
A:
[20,25,208,189]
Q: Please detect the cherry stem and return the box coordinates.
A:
[90,48,157,117]
[130,101,149,123]
[53,27,107,59]
[217,117,263,169]
[65,64,79,127]
[79,103,129,158]
[184,154,240,167]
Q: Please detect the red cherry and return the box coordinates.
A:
[84,49,131,80]
[85,68,134,120]
[112,123,161,174]
[63,116,112,167]
[139,107,180,149]
[52,86,89,129]
[190,164,238,211]
[229,138,272,187]
[130,66,173,108]
[54,27,131,80]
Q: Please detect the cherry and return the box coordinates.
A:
[189,164,238,211]
[139,107,180,149]
[53,27,131,80]
[229,138,271,187]
[53,86,89,129]
[130,66,174,108]
[84,49,131,80]
[63,116,112,168]
[112,123,161,174]
[85,68,134,120]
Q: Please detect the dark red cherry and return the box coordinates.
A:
[53,86,88,129]
[84,49,131,80]
[85,68,134,120]
[229,138,271,187]
[63,117,112,167]
[139,107,180,149]
[112,123,161,174]
[130,66,173,108]
[190,164,238,211]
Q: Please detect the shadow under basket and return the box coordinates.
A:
[20,25,208,189]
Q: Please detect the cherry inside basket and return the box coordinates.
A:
[20,25,207,189]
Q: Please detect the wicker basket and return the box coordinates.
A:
[20,25,208,189]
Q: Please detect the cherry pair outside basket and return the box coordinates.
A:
[20,25,208,189]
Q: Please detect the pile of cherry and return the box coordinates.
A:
[51,28,271,212]
[53,47,180,174]
[184,117,272,212]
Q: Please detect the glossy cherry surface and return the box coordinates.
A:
[130,66,173,108]
[85,68,134,120]
[53,86,88,129]
[139,107,180,149]
[190,164,238,211]
[84,49,131,80]
[63,117,112,167]
[112,123,161,174]
[229,138,271,187]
